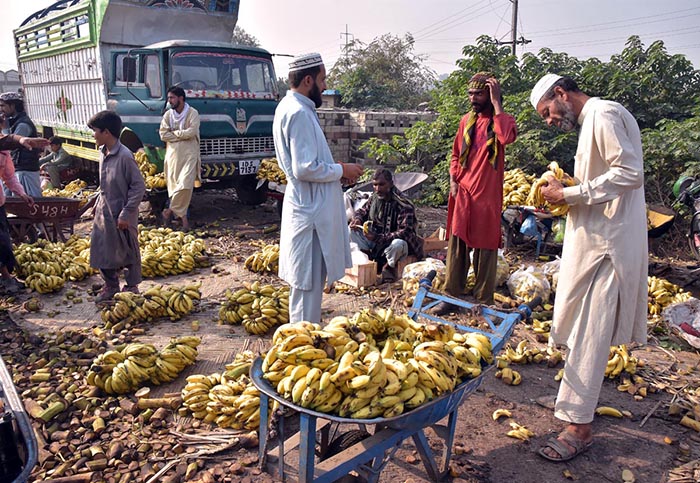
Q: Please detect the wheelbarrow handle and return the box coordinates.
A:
[418,270,437,288]
[516,296,542,321]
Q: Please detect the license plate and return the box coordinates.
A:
[238,159,259,175]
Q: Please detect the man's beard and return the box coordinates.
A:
[471,101,491,114]
[309,81,323,108]
[554,98,577,132]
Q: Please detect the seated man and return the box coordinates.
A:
[349,168,423,283]
[39,136,74,189]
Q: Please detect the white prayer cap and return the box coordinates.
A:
[530,74,563,109]
[289,53,324,72]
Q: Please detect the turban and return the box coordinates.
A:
[289,53,323,73]
[468,72,494,90]
[530,74,562,109]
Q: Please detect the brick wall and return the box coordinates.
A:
[316,109,436,166]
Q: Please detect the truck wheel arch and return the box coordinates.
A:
[120,128,144,153]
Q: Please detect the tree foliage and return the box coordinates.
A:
[362,35,700,206]
[327,34,437,110]
[231,26,260,47]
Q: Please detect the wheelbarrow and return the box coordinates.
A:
[250,272,539,483]
[0,356,38,482]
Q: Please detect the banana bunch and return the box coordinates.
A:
[14,236,97,293]
[526,161,577,216]
[135,151,159,177]
[647,276,692,315]
[87,336,200,395]
[139,226,208,277]
[502,168,535,209]
[219,281,290,335]
[100,283,202,331]
[42,179,96,206]
[256,157,287,185]
[182,351,264,429]
[529,319,552,338]
[605,345,640,379]
[402,276,445,305]
[145,173,168,190]
[506,421,535,441]
[244,243,280,274]
[262,309,496,420]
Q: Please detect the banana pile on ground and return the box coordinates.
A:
[87,336,200,395]
[648,276,692,315]
[502,168,535,208]
[494,340,563,386]
[527,161,577,216]
[100,283,201,332]
[219,281,290,335]
[257,157,287,185]
[261,309,495,420]
[139,226,208,277]
[605,344,641,378]
[135,152,167,190]
[181,351,263,429]
[244,243,280,274]
[15,236,96,293]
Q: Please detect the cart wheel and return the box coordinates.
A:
[689,212,700,260]
[321,430,371,483]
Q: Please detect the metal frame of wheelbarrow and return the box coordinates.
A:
[251,272,538,483]
[0,356,38,483]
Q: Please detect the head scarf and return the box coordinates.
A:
[459,72,498,169]
[289,53,323,73]
[530,73,562,109]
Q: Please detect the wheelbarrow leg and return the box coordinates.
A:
[412,408,458,482]
[298,412,317,482]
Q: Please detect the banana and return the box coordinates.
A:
[595,406,623,418]
[492,409,512,421]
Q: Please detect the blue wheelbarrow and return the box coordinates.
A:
[250,272,540,483]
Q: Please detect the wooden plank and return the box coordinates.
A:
[339,261,377,288]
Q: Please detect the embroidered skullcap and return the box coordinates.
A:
[530,73,562,109]
[289,53,324,73]
[0,92,22,102]
[468,72,494,90]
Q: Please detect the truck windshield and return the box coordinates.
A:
[171,51,277,99]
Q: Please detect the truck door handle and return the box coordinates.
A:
[107,92,121,96]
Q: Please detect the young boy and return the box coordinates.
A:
[88,111,146,304]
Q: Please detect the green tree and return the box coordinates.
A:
[231,26,260,47]
[327,34,436,110]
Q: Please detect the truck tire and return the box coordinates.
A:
[235,176,267,205]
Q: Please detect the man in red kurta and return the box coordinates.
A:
[433,72,517,314]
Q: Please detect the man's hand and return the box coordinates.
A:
[486,78,503,114]
[449,179,459,198]
[340,162,363,184]
[19,137,50,151]
[365,230,376,242]
[540,176,566,205]
[117,218,129,230]
[349,219,362,231]
[20,194,34,207]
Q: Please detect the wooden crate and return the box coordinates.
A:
[339,261,377,288]
[423,226,448,252]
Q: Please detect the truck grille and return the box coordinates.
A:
[200,136,275,158]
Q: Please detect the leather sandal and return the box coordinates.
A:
[538,431,593,462]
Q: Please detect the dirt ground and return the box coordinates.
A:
[4,189,700,483]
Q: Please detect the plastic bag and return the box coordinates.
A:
[507,265,551,302]
[519,214,539,237]
[662,298,700,349]
[467,249,510,289]
[552,217,566,243]
[350,242,369,265]
[402,258,446,295]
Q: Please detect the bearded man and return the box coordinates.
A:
[273,53,363,323]
[530,74,648,462]
[432,72,517,314]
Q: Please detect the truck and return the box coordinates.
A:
[13,0,279,205]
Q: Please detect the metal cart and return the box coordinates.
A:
[251,273,538,482]
[0,356,38,483]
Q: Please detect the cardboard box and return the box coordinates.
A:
[423,226,448,252]
[339,261,377,288]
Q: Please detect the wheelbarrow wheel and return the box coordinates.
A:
[321,429,371,483]
[689,212,700,260]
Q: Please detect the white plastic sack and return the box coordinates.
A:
[466,249,509,289]
[402,258,446,294]
[662,298,700,349]
[507,265,551,303]
[542,257,561,293]
[350,242,369,265]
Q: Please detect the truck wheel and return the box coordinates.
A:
[235,176,267,205]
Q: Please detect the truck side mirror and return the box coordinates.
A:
[123,57,137,83]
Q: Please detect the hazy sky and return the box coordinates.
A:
[4,1,699,79]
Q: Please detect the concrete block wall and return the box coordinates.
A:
[316,109,436,166]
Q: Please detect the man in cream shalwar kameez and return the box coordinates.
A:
[273,53,363,323]
[160,86,201,231]
[531,74,647,462]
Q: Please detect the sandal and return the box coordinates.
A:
[534,395,557,410]
[538,431,593,462]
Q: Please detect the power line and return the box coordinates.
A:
[414,0,505,42]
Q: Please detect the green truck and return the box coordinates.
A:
[14,0,278,204]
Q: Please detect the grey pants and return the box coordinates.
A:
[100,263,142,290]
[289,230,326,324]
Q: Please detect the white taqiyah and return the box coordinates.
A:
[530,74,563,109]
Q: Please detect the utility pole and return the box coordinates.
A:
[340,24,354,56]
[497,0,531,55]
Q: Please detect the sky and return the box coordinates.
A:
[3,0,699,80]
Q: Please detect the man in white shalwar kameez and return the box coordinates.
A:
[531,75,647,462]
[273,53,363,323]
[160,86,201,232]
